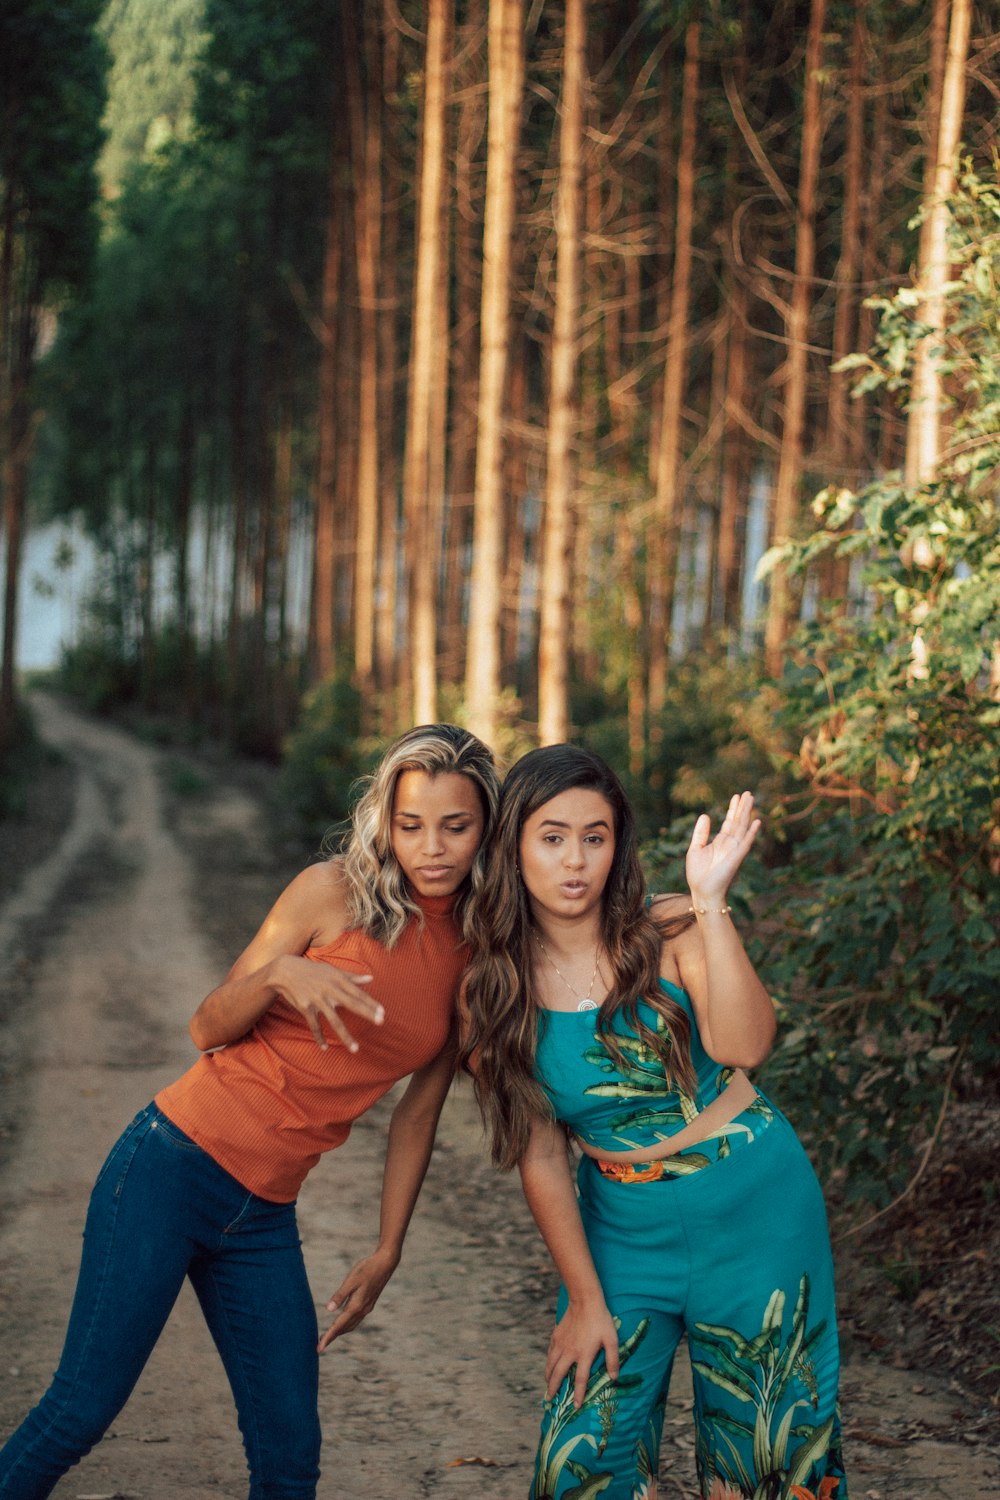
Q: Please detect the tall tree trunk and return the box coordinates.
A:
[538,0,586,746]
[499,350,527,679]
[464,0,524,746]
[763,0,827,675]
[443,0,486,688]
[224,289,251,742]
[620,506,646,777]
[648,17,699,734]
[0,304,34,742]
[716,273,750,634]
[272,389,295,733]
[376,4,403,715]
[319,70,353,687]
[344,0,383,715]
[403,0,452,725]
[904,0,971,492]
[818,6,868,609]
[860,53,889,471]
[826,6,867,468]
[174,396,196,718]
[648,43,675,484]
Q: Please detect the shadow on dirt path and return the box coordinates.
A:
[0,695,996,1498]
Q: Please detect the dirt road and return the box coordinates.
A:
[0,696,995,1499]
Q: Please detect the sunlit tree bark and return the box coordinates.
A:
[464,0,524,745]
[648,17,699,730]
[905,0,972,492]
[763,0,827,675]
[826,5,867,468]
[312,145,343,683]
[538,0,586,746]
[375,3,403,710]
[344,0,383,711]
[402,0,452,725]
[443,0,485,686]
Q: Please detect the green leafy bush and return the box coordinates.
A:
[280,675,386,846]
[747,161,1000,1205]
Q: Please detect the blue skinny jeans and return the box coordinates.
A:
[0,1103,321,1500]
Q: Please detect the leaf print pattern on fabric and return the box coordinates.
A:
[581,1007,774,1166]
[532,1318,651,1500]
[690,1274,847,1500]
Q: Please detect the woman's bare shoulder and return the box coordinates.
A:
[272,857,351,946]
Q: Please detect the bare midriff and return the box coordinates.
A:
[574,1068,759,1165]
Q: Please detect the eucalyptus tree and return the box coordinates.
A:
[464,0,526,748]
[537,0,586,746]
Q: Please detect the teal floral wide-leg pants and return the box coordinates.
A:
[532,1111,847,1500]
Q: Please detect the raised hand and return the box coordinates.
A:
[685,791,761,908]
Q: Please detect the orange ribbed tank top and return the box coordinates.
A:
[155,891,466,1202]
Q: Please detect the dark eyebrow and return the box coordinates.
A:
[538,817,611,831]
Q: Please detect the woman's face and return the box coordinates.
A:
[518,786,616,923]
[390,770,485,899]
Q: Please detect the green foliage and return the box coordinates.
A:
[749,162,1000,1206]
[0,0,108,293]
[98,0,207,192]
[580,661,785,843]
[0,701,58,819]
[280,677,387,847]
[165,756,211,796]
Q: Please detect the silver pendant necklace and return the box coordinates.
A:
[535,933,603,1011]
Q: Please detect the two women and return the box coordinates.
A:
[462,745,846,1500]
[0,723,500,1500]
[1,724,846,1500]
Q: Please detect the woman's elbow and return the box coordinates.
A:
[736,1012,778,1069]
[189,1016,211,1051]
[710,1013,777,1070]
[189,1008,225,1052]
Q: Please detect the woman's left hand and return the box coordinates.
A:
[318,1246,400,1351]
[685,791,761,907]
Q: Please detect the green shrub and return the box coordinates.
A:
[749,161,1000,1206]
[280,675,386,845]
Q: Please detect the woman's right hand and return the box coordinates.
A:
[545,1296,620,1408]
[189,861,381,1051]
[266,953,383,1052]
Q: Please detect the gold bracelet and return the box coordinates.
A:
[688,903,732,915]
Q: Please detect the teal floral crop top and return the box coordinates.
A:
[534,978,766,1160]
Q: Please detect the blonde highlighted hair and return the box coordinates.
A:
[337,724,501,947]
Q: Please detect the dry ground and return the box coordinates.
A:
[0,693,996,1499]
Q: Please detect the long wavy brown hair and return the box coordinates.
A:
[460,744,696,1169]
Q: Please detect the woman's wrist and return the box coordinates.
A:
[687,897,732,916]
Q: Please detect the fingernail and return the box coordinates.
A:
[349,1042,359,1053]
[374,1006,384,1023]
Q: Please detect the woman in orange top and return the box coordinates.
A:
[0,724,501,1500]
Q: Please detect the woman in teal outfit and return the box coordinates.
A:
[461,746,846,1500]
